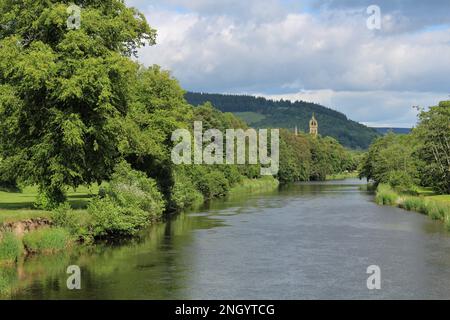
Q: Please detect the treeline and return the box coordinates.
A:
[185,92,381,149]
[278,130,360,184]
[359,102,450,195]
[0,0,356,241]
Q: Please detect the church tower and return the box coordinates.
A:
[309,113,318,137]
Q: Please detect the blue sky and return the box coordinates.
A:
[127,0,450,127]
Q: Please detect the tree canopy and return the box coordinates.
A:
[0,0,156,205]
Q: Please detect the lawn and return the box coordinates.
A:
[428,195,450,204]
[0,185,98,224]
[414,187,450,204]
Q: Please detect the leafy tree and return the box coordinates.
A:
[0,0,156,207]
[185,92,381,149]
[359,133,421,190]
[414,102,450,194]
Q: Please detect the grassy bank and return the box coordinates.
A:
[228,177,280,196]
[375,184,450,229]
[326,171,359,181]
[0,176,280,264]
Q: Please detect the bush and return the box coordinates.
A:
[51,203,92,243]
[88,197,151,237]
[23,228,72,254]
[88,162,165,238]
[387,170,415,192]
[170,170,203,211]
[196,170,230,199]
[0,232,22,264]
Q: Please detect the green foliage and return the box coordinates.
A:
[88,162,165,237]
[377,185,450,224]
[196,170,230,199]
[277,129,355,183]
[228,176,279,195]
[414,102,450,194]
[0,0,156,206]
[51,203,92,242]
[170,167,204,211]
[185,92,380,149]
[361,101,449,197]
[0,232,22,263]
[359,133,420,189]
[23,228,71,254]
[375,184,399,206]
[34,186,67,210]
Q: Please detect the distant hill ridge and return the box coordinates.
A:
[185,92,381,149]
[372,128,412,135]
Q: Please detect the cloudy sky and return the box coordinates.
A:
[127,0,450,127]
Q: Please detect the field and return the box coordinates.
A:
[0,186,98,223]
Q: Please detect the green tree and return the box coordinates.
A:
[0,0,156,207]
[359,133,420,190]
[414,102,450,194]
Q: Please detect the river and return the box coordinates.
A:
[4,178,450,299]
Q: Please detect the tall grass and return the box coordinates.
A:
[375,184,399,205]
[0,232,22,264]
[376,184,450,229]
[228,177,280,196]
[23,228,72,254]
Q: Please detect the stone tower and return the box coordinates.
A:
[309,113,318,137]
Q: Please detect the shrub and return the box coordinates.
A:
[170,170,203,211]
[88,197,151,237]
[196,171,230,199]
[88,162,165,238]
[23,228,72,254]
[387,170,415,192]
[51,203,92,243]
[0,232,22,263]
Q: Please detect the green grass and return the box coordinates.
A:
[375,184,399,205]
[326,171,359,180]
[229,177,279,196]
[0,185,98,224]
[0,232,22,264]
[22,227,72,254]
[428,195,450,203]
[376,184,450,229]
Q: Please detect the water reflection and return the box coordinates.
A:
[3,179,450,299]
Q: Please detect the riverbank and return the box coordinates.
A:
[326,171,359,181]
[0,177,280,265]
[375,184,450,229]
[228,176,279,196]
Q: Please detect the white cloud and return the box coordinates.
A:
[263,90,448,127]
[128,1,450,127]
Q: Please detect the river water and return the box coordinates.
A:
[4,179,450,299]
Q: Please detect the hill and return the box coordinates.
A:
[372,128,412,135]
[185,92,381,149]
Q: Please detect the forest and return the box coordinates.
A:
[185,92,381,149]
